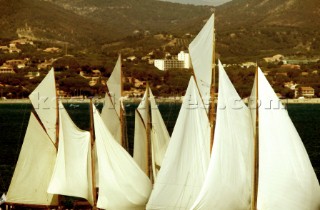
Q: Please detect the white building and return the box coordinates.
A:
[154,51,191,71]
[178,51,191,69]
[154,59,165,71]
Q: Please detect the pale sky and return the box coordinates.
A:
[159,0,232,6]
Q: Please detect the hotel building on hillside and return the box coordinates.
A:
[154,51,192,71]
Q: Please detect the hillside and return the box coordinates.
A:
[0,0,320,61]
[0,0,212,49]
[214,0,320,61]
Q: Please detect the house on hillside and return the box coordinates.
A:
[8,43,21,53]
[43,47,61,53]
[37,58,57,70]
[0,65,15,74]
[5,59,29,69]
[263,54,284,63]
[25,71,40,79]
[295,86,315,98]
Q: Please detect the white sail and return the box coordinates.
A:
[251,68,320,210]
[101,94,122,142]
[93,105,152,210]
[190,61,253,210]
[47,102,93,205]
[147,76,210,210]
[149,90,170,180]
[101,55,123,144]
[133,89,170,180]
[189,14,214,106]
[29,68,57,143]
[6,113,58,206]
[133,109,148,174]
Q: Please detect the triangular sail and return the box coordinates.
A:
[133,90,148,174]
[251,68,320,210]
[133,89,170,180]
[6,113,58,206]
[147,76,210,210]
[189,14,214,106]
[29,68,57,143]
[190,61,253,210]
[47,102,93,205]
[149,90,170,180]
[93,105,152,210]
[101,55,123,144]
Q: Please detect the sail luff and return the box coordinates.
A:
[89,99,97,208]
[251,66,259,210]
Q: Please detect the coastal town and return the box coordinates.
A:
[1,36,320,101]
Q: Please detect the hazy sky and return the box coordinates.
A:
[159,0,232,6]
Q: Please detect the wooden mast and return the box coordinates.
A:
[208,12,216,153]
[251,65,259,210]
[54,71,61,210]
[119,54,127,150]
[145,82,152,182]
[89,99,97,209]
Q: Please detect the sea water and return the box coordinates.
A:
[0,103,319,193]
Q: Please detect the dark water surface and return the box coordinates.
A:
[0,103,319,193]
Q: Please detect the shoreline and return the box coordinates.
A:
[1,97,320,104]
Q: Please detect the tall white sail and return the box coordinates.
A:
[133,89,170,180]
[147,77,210,210]
[47,102,93,205]
[93,105,152,210]
[101,55,123,143]
[191,61,253,210]
[149,90,170,180]
[29,68,57,143]
[189,14,214,106]
[251,68,320,210]
[133,90,148,174]
[6,113,58,206]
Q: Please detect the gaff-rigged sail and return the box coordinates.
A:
[147,77,210,210]
[47,102,93,205]
[190,61,253,210]
[251,68,320,210]
[189,14,214,107]
[29,68,57,143]
[101,55,123,144]
[93,105,152,210]
[6,113,58,206]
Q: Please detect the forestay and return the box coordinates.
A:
[251,68,320,210]
[47,102,93,205]
[191,61,252,210]
[147,77,210,210]
[189,14,214,107]
[93,105,152,210]
[6,113,58,205]
[29,68,57,143]
[101,55,122,143]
